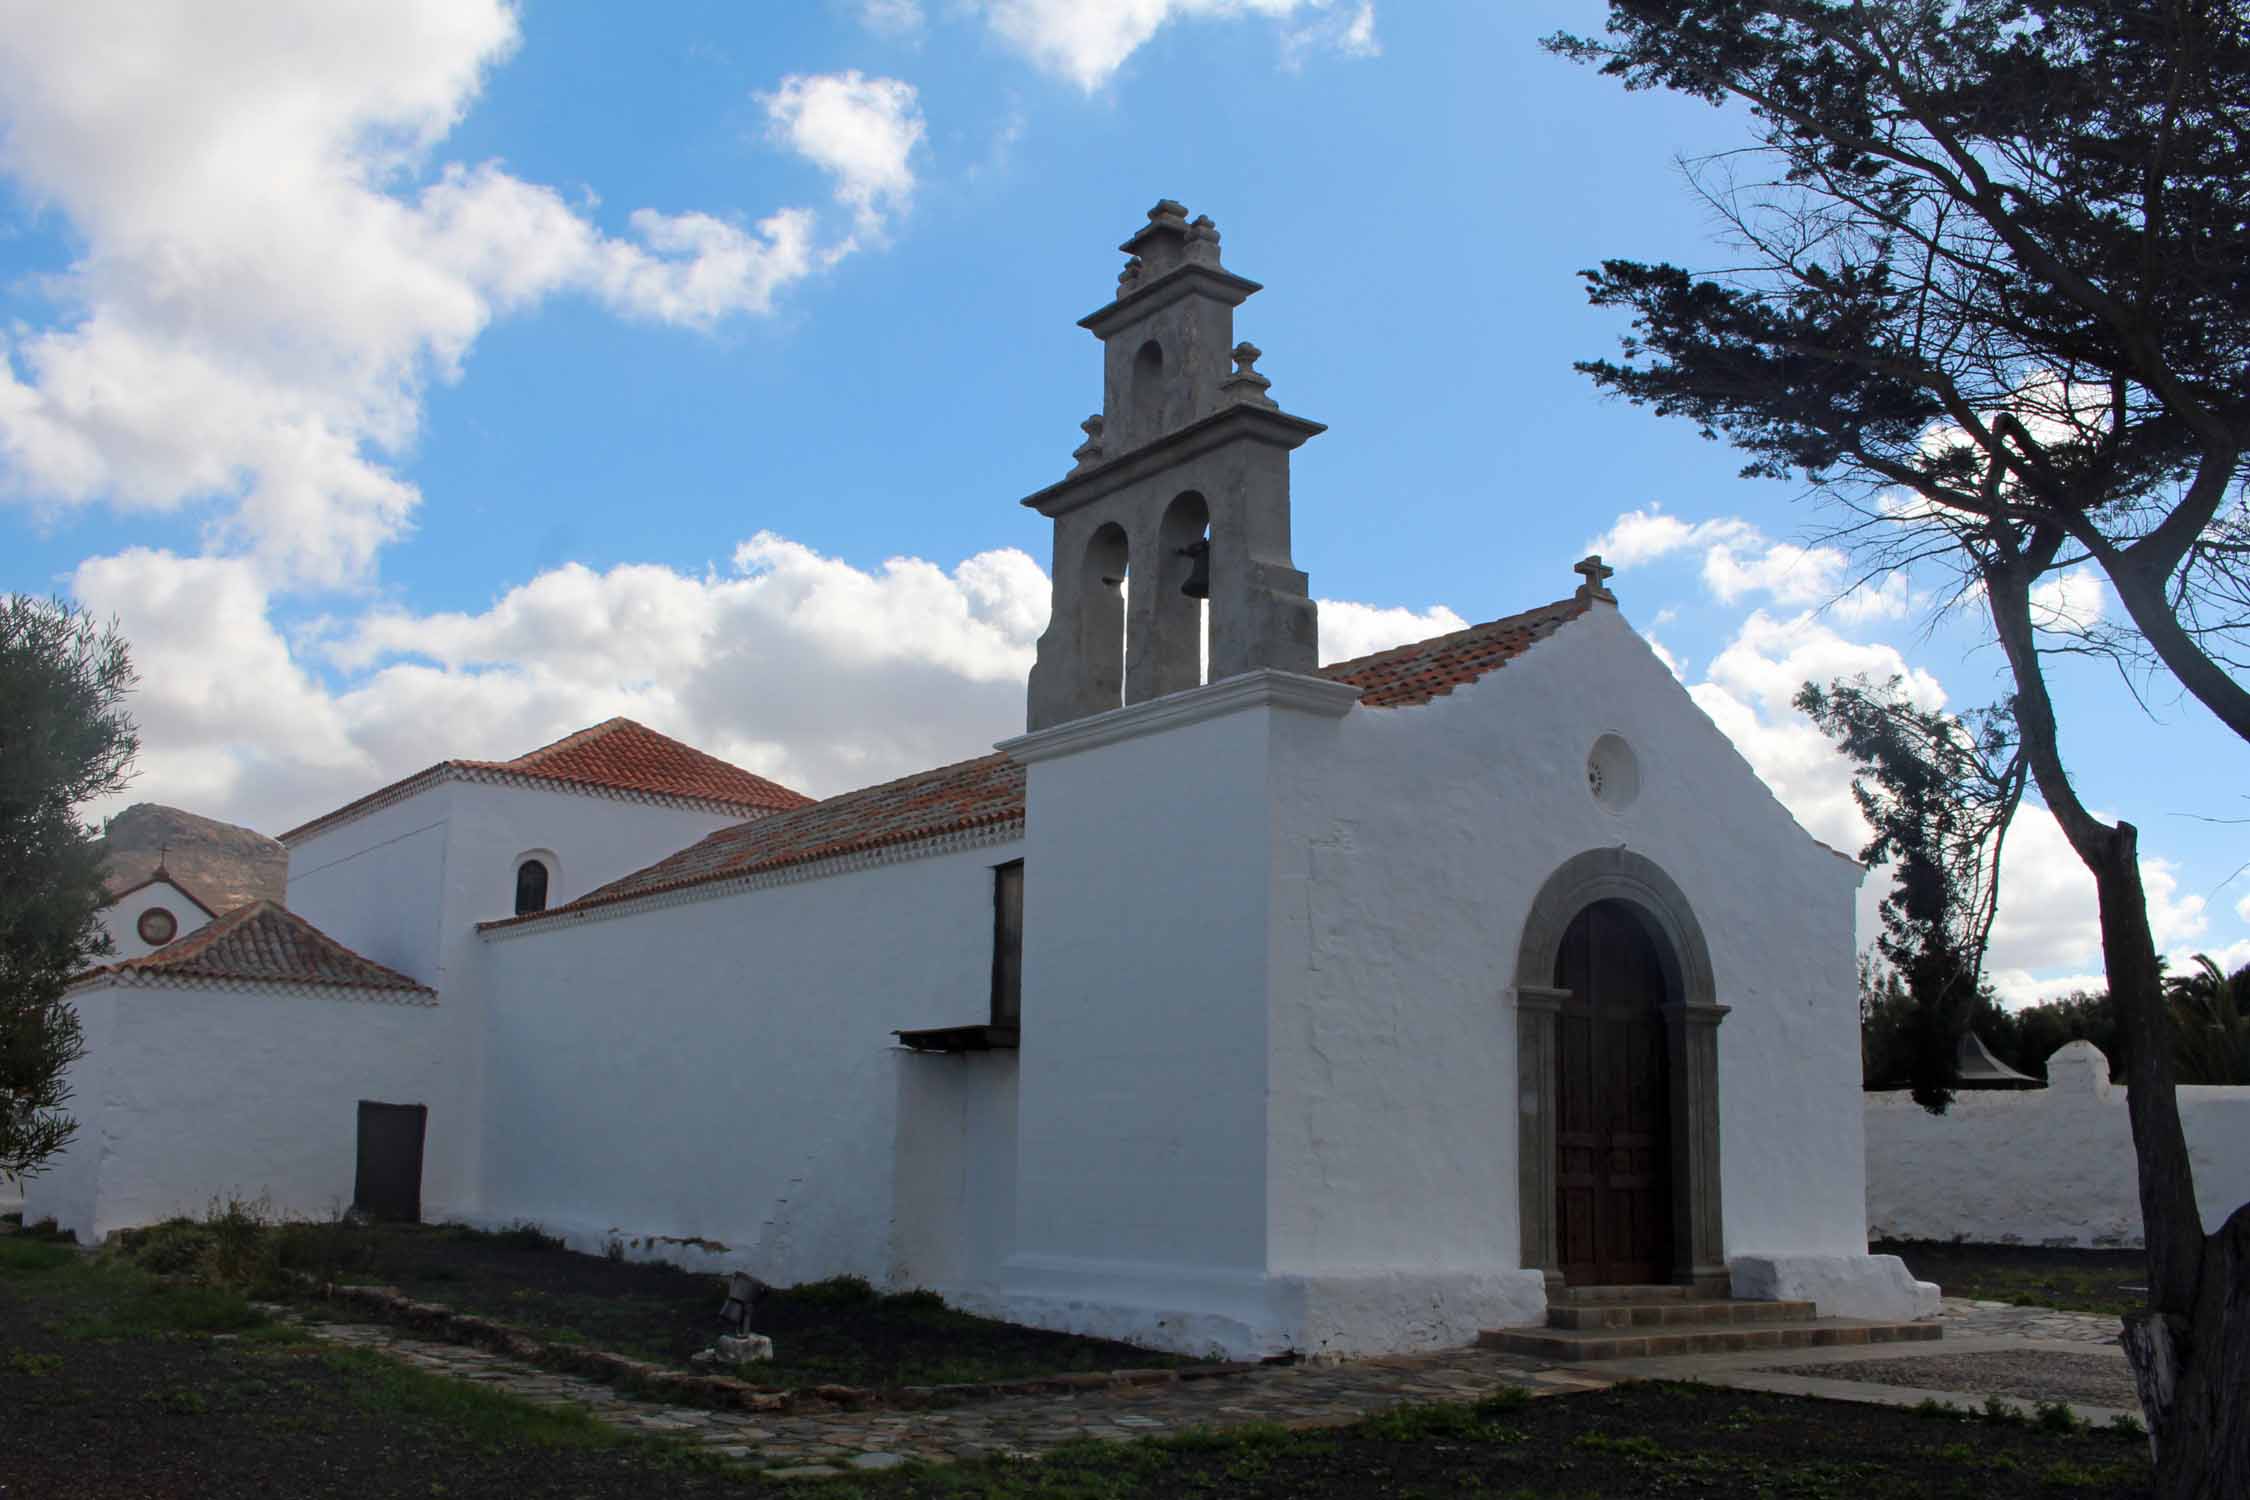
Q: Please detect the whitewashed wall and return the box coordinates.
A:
[475,838,1023,1287]
[1260,604,1888,1346]
[892,1050,1019,1293]
[24,980,448,1241]
[19,988,115,1235]
[1004,697,1288,1355]
[287,779,755,1221]
[1867,1041,2250,1247]
[99,878,216,960]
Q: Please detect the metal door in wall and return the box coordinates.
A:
[353,1101,427,1222]
[1553,899,1672,1285]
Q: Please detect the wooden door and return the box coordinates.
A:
[354,1101,427,1222]
[1553,900,1672,1285]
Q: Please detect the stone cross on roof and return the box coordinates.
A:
[1573,555,1616,603]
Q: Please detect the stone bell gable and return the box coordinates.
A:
[1022,200,1325,731]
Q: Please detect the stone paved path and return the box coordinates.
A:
[300,1320,1609,1479]
[1936,1296,2123,1345]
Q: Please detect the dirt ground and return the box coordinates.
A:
[278,1221,1207,1387]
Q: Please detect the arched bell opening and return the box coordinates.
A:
[1149,490,1210,697]
[1131,340,1165,439]
[1514,849,1729,1296]
[1080,522,1130,712]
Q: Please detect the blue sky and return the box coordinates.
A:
[2,0,2244,1000]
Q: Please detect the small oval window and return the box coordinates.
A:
[514,860,550,916]
[138,906,178,946]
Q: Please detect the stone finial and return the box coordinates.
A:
[1184,213,1222,266]
[1072,414,1106,470]
[1117,255,1144,292]
[1149,199,1190,224]
[1573,554,1617,603]
[1221,342,1276,409]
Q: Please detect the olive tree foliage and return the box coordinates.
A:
[1549,4,2248,1490]
[1799,677,2024,1111]
[1,596,138,1180]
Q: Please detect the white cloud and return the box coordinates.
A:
[856,0,926,37]
[760,71,926,246]
[1284,0,1380,66]
[77,537,1468,835]
[2028,566,2106,632]
[1684,609,1942,866]
[971,0,1378,91]
[1315,599,1468,664]
[1586,504,1910,623]
[1583,505,1756,567]
[0,3,899,588]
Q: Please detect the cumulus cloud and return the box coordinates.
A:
[971,0,1379,90]
[1584,505,1756,567]
[1671,603,2222,1003]
[0,1,907,588]
[761,71,926,245]
[76,537,1470,834]
[2028,566,2106,632]
[1315,599,1468,664]
[1586,504,1910,623]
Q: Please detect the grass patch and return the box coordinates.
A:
[1874,1239,2143,1317]
[0,1237,80,1274]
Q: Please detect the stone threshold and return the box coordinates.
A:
[300,1277,1267,1416]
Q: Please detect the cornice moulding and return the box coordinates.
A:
[998,670,1362,765]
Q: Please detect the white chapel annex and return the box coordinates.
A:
[30,200,1939,1358]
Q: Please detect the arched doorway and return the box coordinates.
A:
[1514,848,1729,1295]
[1553,899,1673,1285]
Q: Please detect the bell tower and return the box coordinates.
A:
[1022,200,1325,732]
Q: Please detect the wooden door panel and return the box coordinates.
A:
[1552,900,1672,1285]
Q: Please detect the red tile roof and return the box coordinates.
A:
[1319,596,1590,707]
[280,718,812,843]
[477,599,1593,934]
[76,900,434,997]
[483,752,1027,932]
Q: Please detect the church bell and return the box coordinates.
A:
[1178,537,1211,599]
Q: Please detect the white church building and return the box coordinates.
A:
[30,202,1936,1357]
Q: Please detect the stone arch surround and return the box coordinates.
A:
[1513,848,1730,1295]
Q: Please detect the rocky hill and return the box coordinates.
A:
[96,803,288,916]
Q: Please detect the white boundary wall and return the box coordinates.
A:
[473,838,1024,1289]
[24,979,448,1241]
[1866,1040,2250,1247]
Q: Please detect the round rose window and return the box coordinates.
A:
[138,906,178,946]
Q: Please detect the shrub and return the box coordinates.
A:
[118,1219,218,1277]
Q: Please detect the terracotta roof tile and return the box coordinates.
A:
[77,900,434,996]
[280,718,811,843]
[1318,596,1590,707]
[485,752,1027,931]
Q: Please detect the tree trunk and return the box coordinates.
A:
[2137,1204,2250,1496]
[1982,544,2238,1493]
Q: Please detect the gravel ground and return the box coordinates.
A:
[1773,1350,2140,1410]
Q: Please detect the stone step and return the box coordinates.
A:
[1546,1298,1818,1331]
[1479,1317,1942,1362]
[1557,1283,1687,1303]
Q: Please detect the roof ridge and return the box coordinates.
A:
[78,897,434,994]
[103,869,223,921]
[490,715,637,770]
